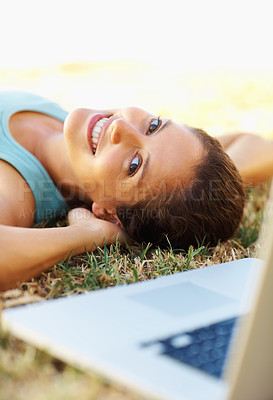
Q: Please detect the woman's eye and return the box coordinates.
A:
[147,117,161,135]
[129,154,142,176]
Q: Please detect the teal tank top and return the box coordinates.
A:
[0,91,69,223]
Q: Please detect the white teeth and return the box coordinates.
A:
[93,126,101,134]
[92,131,100,138]
[100,117,108,123]
[91,117,109,154]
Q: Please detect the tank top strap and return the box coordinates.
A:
[0,91,69,222]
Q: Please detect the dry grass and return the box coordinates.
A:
[0,183,269,400]
[0,62,272,399]
[1,181,269,310]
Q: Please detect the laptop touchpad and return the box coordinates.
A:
[129,282,235,317]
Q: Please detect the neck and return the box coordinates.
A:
[38,133,90,205]
[9,111,91,206]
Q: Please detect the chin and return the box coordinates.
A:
[64,109,89,140]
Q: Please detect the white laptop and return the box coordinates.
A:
[2,187,273,400]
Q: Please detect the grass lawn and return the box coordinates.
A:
[0,182,270,400]
[0,63,272,399]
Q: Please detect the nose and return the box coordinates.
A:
[110,118,142,146]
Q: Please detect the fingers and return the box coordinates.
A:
[67,207,95,225]
[67,207,131,246]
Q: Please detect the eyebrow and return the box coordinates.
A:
[136,119,172,187]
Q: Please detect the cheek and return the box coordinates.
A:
[97,153,123,180]
[95,164,135,204]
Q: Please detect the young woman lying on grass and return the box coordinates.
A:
[0,91,247,290]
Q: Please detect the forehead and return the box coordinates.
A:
[138,121,204,196]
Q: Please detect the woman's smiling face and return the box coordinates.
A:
[64,106,204,211]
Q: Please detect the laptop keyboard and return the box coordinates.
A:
[141,317,238,378]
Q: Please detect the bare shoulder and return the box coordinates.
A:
[0,160,35,227]
[217,132,249,149]
[217,132,273,151]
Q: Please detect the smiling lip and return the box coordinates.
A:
[87,113,110,155]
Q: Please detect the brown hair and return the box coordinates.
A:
[116,127,245,250]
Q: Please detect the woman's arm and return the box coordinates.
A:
[0,208,125,290]
[217,132,247,149]
[218,132,273,185]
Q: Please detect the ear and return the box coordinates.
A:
[92,202,123,227]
